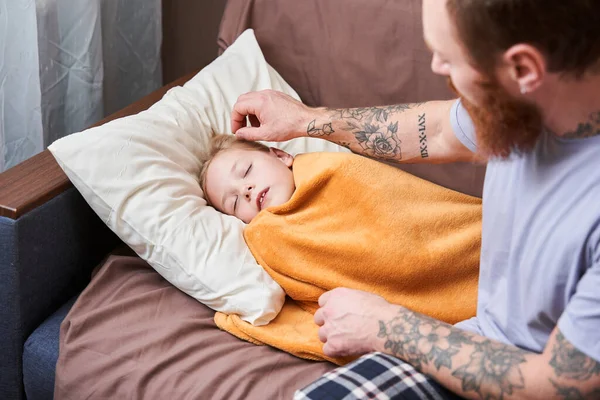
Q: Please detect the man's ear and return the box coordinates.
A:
[269,147,294,167]
[502,44,547,94]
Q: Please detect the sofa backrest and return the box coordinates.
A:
[219,0,455,107]
[218,0,486,197]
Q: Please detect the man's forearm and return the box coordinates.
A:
[375,307,600,399]
[305,101,456,163]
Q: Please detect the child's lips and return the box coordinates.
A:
[256,187,269,210]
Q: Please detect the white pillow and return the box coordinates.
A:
[49,29,348,326]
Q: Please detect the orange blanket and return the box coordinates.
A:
[214,152,481,365]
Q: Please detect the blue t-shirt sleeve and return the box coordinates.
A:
[557,232,600,362]
[450,99,478,153]
[454,316,483,335]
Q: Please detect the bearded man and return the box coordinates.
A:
[230,0,600,398]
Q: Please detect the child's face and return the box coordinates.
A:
[204,146,295,223]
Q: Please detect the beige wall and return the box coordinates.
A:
[162,0,227,84]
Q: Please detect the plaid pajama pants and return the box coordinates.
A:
[294,352,461,400]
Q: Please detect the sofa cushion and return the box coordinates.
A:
[23,296,77,400]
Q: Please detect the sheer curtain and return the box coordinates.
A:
[0,0,162,172]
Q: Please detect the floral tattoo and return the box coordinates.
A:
[550,332,600,381]
[452,340,527,398]
[323,104,416,161]
[378,311,467,371]
[354,121,401,159]
[547,332,600,399]
[379,309,529,399]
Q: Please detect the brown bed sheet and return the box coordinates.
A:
[54,255,334,400]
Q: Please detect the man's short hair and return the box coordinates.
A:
[199,134,269,203]
[447,0,600,78]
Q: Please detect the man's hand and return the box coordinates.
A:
[231,90,313,142]
[317,289,600,399]
[314,287,397,357]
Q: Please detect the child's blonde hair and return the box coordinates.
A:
[199,134,269,203]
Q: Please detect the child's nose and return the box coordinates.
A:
[244,186,253,199]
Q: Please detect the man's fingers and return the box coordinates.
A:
[236,92,255,103]
[235,126,265,141]
[314,308,325,326]
[231,110,247,134]
[318,290,332,307]
[322,342,335,357]
[317,325,328,343]
[231,99,259,134]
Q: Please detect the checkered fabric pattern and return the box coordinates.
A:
[294,352,461,400]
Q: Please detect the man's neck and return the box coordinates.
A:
[540,72,600,139]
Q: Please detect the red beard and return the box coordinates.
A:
[448,78,543,159]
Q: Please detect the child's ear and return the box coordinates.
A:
[269,147,294,167]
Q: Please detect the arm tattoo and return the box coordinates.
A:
[550,332,600,381]
[548,331,600,399]
[452,340,527,398]
[307,120,334,136]
[550,379,600,400]
[379,309,529,399]
[326,104,414,161]
[378,311,469,371]
[418,113,429,158]
[563,111,600,139]
[549,331,600,400]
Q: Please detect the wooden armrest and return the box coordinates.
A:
[0,71,198,219]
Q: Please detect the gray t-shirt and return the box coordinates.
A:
[450,99,600,362]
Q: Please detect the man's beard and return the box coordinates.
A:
[448,78,543,159]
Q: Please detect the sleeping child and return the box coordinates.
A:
[200,134,482,365]
[199,134,295,224]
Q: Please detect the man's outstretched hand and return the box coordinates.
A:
[231,90,314,142]
[314,287,397,358]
